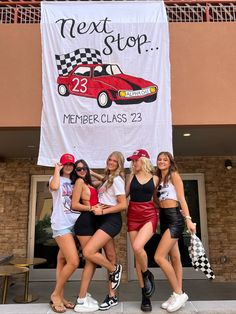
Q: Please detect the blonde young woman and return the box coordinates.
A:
[154,152,196,313]
[126,149,158,312]
[82,151,127,309]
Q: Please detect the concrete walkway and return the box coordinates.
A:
[1,301,236,314]
[1,280,236,313]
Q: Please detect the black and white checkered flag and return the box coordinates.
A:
[188,233,215,280]
[55,48,102,76]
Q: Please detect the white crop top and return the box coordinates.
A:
[157,181,178,202]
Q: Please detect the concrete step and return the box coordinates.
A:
[1,301,236,314]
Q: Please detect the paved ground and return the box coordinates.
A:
[1,280,236,313]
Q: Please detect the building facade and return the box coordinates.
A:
[0,0,236,282]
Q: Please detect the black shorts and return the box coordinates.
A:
[96,212,122,238]
[74,212,97,236]
[159,207,185,239]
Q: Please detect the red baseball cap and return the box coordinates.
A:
[127,149,150,161]
[60,153,75,165]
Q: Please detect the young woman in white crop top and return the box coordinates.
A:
[154,152,196,313]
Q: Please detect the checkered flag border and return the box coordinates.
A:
[55,48,102,76]
[192,254,216,280]
[188,234,215,280]
[188,233,205,261]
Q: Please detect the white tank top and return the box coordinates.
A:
[158,181,178,202]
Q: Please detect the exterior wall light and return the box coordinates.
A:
[224,159,232,170]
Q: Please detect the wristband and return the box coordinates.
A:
[185,215,192,220]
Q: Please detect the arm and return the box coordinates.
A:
[171,172,196,233]
[90,170,104,188]
[49,163,63,191]
[153,175,160,209]
[125,174,133,198]
[90,169,104,181]
[93,194,127,215]
[71,179,92,212]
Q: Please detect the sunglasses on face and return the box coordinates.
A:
[76,166,88,172]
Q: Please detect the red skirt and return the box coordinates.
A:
[127,201,158,233]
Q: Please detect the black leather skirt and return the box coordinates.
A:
[159,207,185,239]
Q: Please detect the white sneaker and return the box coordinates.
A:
[74,296,99,312]
[161,294,174,309]
[86,293,98,305]
[167,292,188,312]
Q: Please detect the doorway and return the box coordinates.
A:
[128,173,208,280]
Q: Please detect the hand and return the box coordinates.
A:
[92,204,103,216]
[186,219,196,234]
[90,169,95,176]
[55,162,63,172]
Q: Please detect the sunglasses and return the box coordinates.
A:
[76,166,88,172]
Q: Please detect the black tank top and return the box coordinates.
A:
[130,175,155,202]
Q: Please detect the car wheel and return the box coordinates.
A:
[97,91,112,108]
[145,93,157,103]
[58,84,69,96]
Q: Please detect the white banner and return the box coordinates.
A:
[38,1,172,168]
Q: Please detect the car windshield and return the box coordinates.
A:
[93,64,122,77]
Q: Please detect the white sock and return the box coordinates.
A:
[77,296,86,303]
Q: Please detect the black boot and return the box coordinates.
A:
[142,269,155,298]
[141,288,152,312]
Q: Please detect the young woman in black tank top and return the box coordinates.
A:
[126,149,158,312]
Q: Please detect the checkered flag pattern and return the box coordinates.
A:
[55,48,102,76]
[188,234,215,280]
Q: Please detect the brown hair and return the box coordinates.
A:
[156,151,178,186]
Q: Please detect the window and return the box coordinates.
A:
[73,66,91,77]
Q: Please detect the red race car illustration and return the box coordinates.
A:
[57,63,158,108]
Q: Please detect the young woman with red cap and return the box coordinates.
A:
[126,149,158,312]
[154,152,196,313]
[49,153,80,313]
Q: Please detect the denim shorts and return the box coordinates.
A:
[52,226,74,238]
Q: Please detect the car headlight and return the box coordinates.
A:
[150,86,157,93]
[119,90,126,97]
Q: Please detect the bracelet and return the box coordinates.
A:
[185,215,192,220]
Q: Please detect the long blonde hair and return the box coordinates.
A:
[103,151,125,189]
[131,157,155,175]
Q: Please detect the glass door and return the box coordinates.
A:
[128,173,208,280]
[27,175,106,281]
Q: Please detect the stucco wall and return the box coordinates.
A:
[0,23,236,127]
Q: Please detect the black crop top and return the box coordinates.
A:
[130,175,155,202]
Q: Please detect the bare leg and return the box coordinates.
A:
[77,236,96,298]
[56,250,70,305]
[51,234,79,307]
[104,239,116,297]
[83,229,115,273]
[154,229,182,294]
[129,231,144,288]
[169,242,183,291]
[129,222,154,272]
